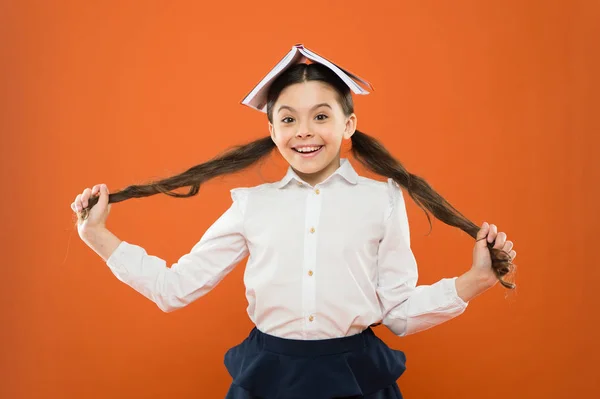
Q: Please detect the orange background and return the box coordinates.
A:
[2,1,599,398]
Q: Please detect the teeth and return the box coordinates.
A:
[296,146,321,153]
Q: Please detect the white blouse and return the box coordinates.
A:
[106,158,469,339]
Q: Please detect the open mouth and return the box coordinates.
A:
[293,146,323,154]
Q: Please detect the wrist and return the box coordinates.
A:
[81,226,108,243]
[456,269,494,303]
[80,226,122,262]
[468,267,498,290]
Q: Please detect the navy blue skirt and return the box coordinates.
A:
[224,326,406,399]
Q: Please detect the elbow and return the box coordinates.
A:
[154,295,187,313]
[390,310,468,336]
[383,315,408,337]
[151,269,197,313]
[157,303,178,313]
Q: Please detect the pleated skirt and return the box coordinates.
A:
[224,326,406,399]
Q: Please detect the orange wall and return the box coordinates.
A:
[2,1,598,398]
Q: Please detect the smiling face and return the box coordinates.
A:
[268,80,357,186]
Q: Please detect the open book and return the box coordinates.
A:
[240,43,374,113]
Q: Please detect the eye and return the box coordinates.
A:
[281,114,328,124]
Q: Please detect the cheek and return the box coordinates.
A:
[317,127,343,145]
[273,129,293,145]
[272,130,295,153]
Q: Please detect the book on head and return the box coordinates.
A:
[240,43,374,113]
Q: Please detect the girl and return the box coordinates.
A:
[71,45,517,399]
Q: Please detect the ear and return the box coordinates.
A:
[343,113,357,140]
[268,122,276,142]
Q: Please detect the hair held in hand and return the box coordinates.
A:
[78,63,516,289]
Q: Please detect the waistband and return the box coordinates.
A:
[249,326,374,357]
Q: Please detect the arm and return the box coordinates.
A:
[376,179,469,337]
[88,188,249,312]
[82,227,122,262]
[455,269,494,303]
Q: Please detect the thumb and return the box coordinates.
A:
[476,221,490,246]
[98,184,109,208]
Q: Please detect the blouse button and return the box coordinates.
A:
[297,181,303,186]
[315,189,320,195]
[309,227,315,234]
[308,315,314,322]
[308,270,313,276]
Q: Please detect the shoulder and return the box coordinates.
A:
[229,181,279,207]
[230,181,277,197]
[355,175,402,199]
[356,175,386,189]
[355,176,404,219]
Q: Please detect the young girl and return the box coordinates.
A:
[71,45,517,399]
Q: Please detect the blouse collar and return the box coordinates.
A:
[275,158,359,188]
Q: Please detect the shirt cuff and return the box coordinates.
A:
[445,277,469,308]
[105,240,133,279]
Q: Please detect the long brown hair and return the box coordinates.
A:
[78,63,515,289]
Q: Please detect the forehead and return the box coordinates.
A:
[275,81,339,111]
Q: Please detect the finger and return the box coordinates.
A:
[493,232,506,249]
[82,188,92,208]
[91,184,101,196]
[487,224,498,243]
[511,250,517,260]
[75,194,83,211]
[477,221,489,240]
[503,240,514,253]
[98,184,109,207]
[105,184,111,212]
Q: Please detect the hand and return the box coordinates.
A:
[471,221,517,288]
[70,184,111,238]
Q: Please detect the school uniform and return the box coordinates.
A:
[105,158,469,398]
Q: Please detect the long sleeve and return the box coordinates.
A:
[376,179,469,337]
[105,188,249,312]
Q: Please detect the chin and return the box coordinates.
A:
[292,164,323,174]
[289,156,333,174]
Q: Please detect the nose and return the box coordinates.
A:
[295,120,313,139]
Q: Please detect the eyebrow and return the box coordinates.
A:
[277,103,332,114]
